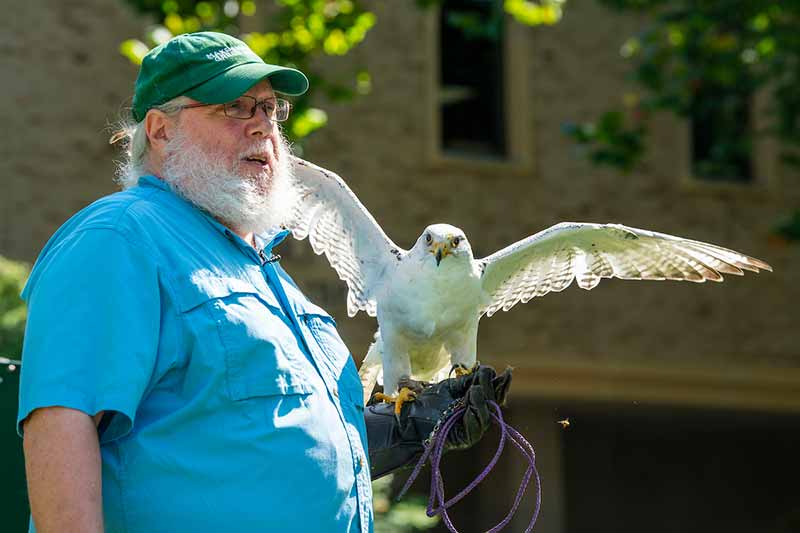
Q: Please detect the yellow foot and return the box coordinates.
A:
[372,392,395,404]
[393,387,417,415]
[452,360,481,377]
[372,387,417,415]
[454,365,471,377]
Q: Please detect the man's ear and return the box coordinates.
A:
[144,110,175,154]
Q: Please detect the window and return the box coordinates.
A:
[439,0,507,158]
[563,405,800,532]
[691,86,754,183]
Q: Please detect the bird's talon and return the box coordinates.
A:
[394,387,417,416]
[372,388,417,415]
[372,392,396,404]
[453,363,475,377]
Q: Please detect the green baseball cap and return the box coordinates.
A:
[132,31,309,122]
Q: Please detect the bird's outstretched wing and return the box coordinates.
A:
[286,158,404,316]
[479,222,772,317]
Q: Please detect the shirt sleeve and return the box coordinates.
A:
[17,227,161,443]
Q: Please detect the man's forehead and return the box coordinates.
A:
[180,78,276,106]
[243,79,275,99]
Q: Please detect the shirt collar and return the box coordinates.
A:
[257,228,291,252]
[136,174,290,253]
[137,174,169,191]
[199,212,289,254]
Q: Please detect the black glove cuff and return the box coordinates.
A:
[363,365,512,480]
[365,400,438,480]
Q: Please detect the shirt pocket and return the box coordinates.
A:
[172,272,312,401]
[295,299,364,409]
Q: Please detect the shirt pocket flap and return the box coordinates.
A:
[172,272,281,314]
[171,273,310,399]
[284,288,337,325]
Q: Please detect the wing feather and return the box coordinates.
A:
[286,158,404,316]
[479,222,772,317]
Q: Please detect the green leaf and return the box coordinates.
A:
[119,39,150,65]
[290,107,328,138]
[0,256,29,364]
[504,0,565,27]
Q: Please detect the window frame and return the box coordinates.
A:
[681,88,777,193]
[424,7,533,175]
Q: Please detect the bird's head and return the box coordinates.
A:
[413,224,472,266]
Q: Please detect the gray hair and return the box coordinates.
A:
[113,96,193,189]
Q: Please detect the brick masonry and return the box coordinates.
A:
[2,0,798,384]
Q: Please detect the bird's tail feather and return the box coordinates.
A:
[358,333,383,405]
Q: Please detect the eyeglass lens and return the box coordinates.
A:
[224,97,290,121]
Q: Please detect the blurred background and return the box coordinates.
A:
[1,0,799,531]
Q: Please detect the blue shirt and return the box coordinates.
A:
[18,175,373,532]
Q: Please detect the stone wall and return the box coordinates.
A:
[3,2,799,532]
[2,0,798,396]
[0,0,146,261]
[296,1,800,383]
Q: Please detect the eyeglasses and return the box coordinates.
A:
[178,96,292,121]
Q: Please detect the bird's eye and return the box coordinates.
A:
[452,237,461,247]
[425,233,432,244]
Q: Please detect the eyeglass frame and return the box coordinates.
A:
[176,95,292,121]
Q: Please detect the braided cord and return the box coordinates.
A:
[397,401,541,532]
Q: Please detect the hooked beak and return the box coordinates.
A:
[433,243,449,266]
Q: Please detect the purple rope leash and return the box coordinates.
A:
[396,400,541,532]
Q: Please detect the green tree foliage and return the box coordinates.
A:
[120,1,566,144]
[0,258,25,526]
[0,256,28,369]
[122,0,378,144]
[416,0,566,27]
[372,474,439,533]
[563,1,800,179]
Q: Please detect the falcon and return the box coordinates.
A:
[285,158,772,409]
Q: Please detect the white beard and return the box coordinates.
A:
[160,128,297,235]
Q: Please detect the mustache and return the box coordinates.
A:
[164,134,279,162]
[239,140,277,159]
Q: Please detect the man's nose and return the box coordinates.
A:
[248,106,276,136]
[248,103,276,135]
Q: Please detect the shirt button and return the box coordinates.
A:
[356,454,363,469]
[331,385,339,398]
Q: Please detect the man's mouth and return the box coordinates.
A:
[241,140,278,175]
[241,153,275,178]
[243,154,269,166]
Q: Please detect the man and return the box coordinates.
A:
[18,32,510,532]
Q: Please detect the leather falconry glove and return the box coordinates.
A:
[365,365,512,480]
